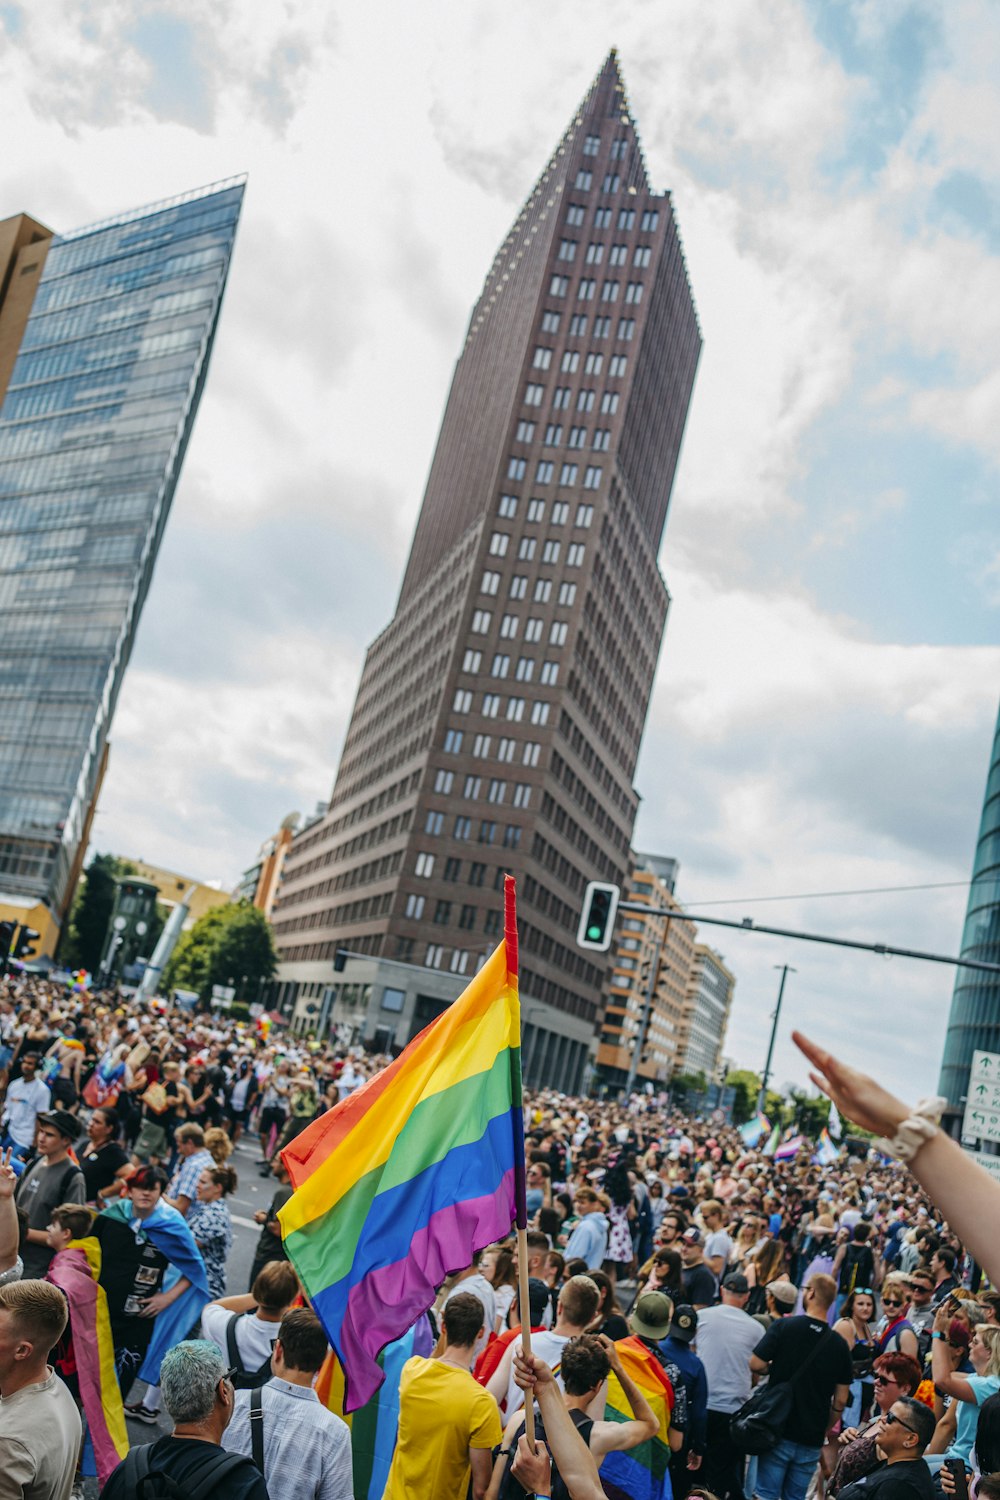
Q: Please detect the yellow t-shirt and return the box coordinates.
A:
[384,1356,502,1500]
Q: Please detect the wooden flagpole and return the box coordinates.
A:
[505,874,536,1449]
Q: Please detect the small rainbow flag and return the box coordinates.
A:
[279,878,524,1411]
[774,1133,807,1161]
[739,1112,770,1148]
[600,1335,674,1500]
[813,1128,839,1166]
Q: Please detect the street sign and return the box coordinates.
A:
[962,1050,1000,1143]
[211,983,236,1009]
[963,1148,1000,1185]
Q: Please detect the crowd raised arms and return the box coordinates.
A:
[0,973,994,1500]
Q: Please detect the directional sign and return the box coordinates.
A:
[963,1051,1000,1142]
[963,1148,1000,1185]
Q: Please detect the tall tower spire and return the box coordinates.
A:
[273,57,701,1092]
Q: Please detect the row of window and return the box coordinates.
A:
[566,200,659,233]
[497,496,594,528]
[424,780,533,829]
[457,655,559,685]
[414,821,521,876]
[403,894,503,934]
[488,529,588,562]
[461,617,567,655]
[481,571,576,606]
[514,419,610,450]
[441,697,550,733]
[557,240,651,269]
[572,170,624,193]
[524,385,619,416]
[441,708,549,755]
[505,451,605,486]
[532,344,630,373]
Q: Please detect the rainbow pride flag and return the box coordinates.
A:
[600,1335,674,1500]
[279,878,524,1411]
[47,1239,129,1486]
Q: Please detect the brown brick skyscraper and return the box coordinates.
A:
[274,53,700,1091]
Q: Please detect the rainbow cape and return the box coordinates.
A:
[99,1197,209,1384]
[47,1240,129,1485]
[279,877,524,1411]
[600,1336,674,1500]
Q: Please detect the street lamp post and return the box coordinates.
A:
[758,964,796,1114]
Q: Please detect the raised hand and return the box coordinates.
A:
[793,1031,909,1137]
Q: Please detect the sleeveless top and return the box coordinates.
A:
[498,1408,595,1500]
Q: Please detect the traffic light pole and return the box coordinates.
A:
[758,964,795,1113]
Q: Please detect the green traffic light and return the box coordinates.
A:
[587,924,603,940]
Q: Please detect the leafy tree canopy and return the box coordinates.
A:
[62,853,135,972]
[164,901,277,1003]
[725,1068,762,1125]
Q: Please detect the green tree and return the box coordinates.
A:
[165,901,277,1003]
[788,1090,830,1139]
[725,1068,762,1125]
[61,853,135,971]
[671,1070,708,1100]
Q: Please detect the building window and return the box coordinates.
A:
[461,649,481,673]
[535,460,554,483]
[491,652,510,677]
[540,661,559,685]
[574,390,593,414]
[453,688,472,712]
[609,354,628,376]
[512,783,532,808]
[469,862,487,886]
[458,903,477,931]
[532,346,553,369]
[523,740,542,766]
[481,569,501,594]
[524,381,544,406]
[507,456,527,478]
[496,736,515,762]
[549,274,569,297]
[565,204,585,226]
[594,206,612,227]
[405,893,425,919]
[515,656,535,682]
[499,613,519,639]
[434,769,454,794]
[558,581,577,605]
[601,390,620,414]
[585,243,604,265]
[472,608,492,632]
[552,386,571,410]
[482,692,501,718]
[451,948,471,974]
[610,138,629,160]
[602,173,620,193]
[549,621,568,646]
[509,574,528,599]
[434,899,452,925]
[577,278,596,300]
[560,351,580,373]
[484,909,502,937]
[501,825,520,850]
[618,318,636,340]
[540,311,561,333]
[557,239,577,262]
[625,281,643,304]
[634,245,652,267]
[542,540,560,564]
[575,503,594,527]
[425,944,444,969]
[524,617,543,642]
[479,820,497,844]
[463,774,482,798]
[584,352,603,374]
[559,462,578,486]
[518,537,537,561]
[574,169,592,189]
[609,243,628,266]
[415,852,435,877]
[593,315,611,338]
[530,701,550,725]
[543,423,563,446]
[583,134,600,156]
[641,209,660,231]
[535,578,554,603]
[454,814,472,839]
[569,313,588,336]
[526,497,545,522]
[568,426,586,449]
[507,696,526,720]
[592,429,610,451]
[551,503,569,526]
[444,857,462,882]
[472,733,492,757]
[567,541,586,565]
[488,532,508,557]
[515,420,535,442]
[444,729,463,753]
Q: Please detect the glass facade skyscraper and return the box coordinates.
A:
[939,704,1000,1115]
[0,179,244,939]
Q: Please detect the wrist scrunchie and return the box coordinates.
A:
[876,1097,947,1162]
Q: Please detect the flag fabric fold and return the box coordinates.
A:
[279,878,523,1411]
[600,1336,675,1500]
[813,1128,840,1166]
[773,1133,806,1161]
[47,1239,129,1486]
[739,1113,770,1149]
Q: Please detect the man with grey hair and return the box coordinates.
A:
[99,1341,269,1499]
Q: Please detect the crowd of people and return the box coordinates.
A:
[0,970,999,1500]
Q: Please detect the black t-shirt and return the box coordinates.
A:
[839,1243,876,1295]
[839,1459,936,1500]
[753,1315,853,1446]
[81,1141,129,1202]
[100,1435,269,1500]
[94,1212,169,1352]
[682,1261,718,1307]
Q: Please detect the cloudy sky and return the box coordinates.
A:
[3,0,998,1100]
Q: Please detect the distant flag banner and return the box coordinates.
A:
[279,876,524,1411]
[739,1112,770,1149]
[828,1100,843,1139]
[774,1133,806,1161]
[762,1123,781,1157]
[813,1128,840,1167]
[600,1336,674,1500]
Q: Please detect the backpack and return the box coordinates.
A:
[225,1311,276,1390]
[731,1327,834,1455]
[107,1444,256,1500]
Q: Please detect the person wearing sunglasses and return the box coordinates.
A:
[876,1277,919,1362]
[828,1354,923,1497]
[837,1399,936,1500]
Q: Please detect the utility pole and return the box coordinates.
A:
[758,964,795,1113]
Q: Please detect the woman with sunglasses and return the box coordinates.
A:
[928,1320,1000,1475]
[828,1353,923,1496]
[876,1276,920,1363]
[835,1288,878,1428]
